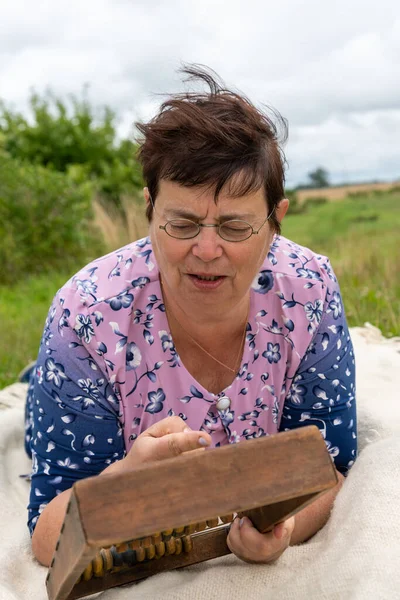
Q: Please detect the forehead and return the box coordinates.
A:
[157,180,267,216]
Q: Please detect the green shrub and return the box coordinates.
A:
[388,185,400,194]
[285,189,306,215]
[349,213,379,224]
[0,91,144,208]
[302,196,329,209]
[0,152,104,284]
[348,190,371,199]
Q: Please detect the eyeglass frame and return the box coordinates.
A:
[149,193,276,242]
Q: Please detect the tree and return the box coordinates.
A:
[307,167,330,188]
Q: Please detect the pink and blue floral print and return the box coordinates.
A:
[25,235,357,535]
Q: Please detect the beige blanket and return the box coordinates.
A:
[1,324,399,600]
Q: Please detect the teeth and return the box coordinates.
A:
[196,275,219,281]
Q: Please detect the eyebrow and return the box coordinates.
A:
[164,208,256,222]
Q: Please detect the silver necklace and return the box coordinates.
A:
[161,282,248,374]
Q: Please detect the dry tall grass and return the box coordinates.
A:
[93,195,149,251]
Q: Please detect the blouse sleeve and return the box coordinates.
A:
[26,291,125,536]
[278,278,357,476]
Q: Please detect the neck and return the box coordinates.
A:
[160,280,250,343]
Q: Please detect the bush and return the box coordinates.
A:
[0,152,104,284]
[302,196,329,210]
[0,90,144,208]
[348,190,370,199]
[349,213,379,224]
[285,189,306,215]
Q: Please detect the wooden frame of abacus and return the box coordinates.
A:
[46,425,338,600]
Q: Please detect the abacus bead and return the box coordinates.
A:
[151,533,162,545]
[206,518,219,528]
[136,547,146,562]
[122,550,136,567]
[155,541,166,558]
[165,537,176,555]
[183,536,193,553]
[92,553,104,578]
[146,545,156,560]
[82,561,93,581]
[141,536,152,548]
[175,537,182,555]
[184,524,196,535]
[101,548,114,572]
[196,521,207,532]
[220,514,234,523]
[115,542,129,553]
[162,529,174,540]
[110,547,124,568]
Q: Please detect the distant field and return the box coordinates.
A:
[296,181,398,202]
[0,190,399,389]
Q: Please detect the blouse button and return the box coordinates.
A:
[216,396,231,411]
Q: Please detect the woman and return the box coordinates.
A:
[25,66,357,568]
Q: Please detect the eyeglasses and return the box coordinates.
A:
[149,195,275,243]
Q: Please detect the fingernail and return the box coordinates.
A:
[239,518,244,528]
[198,437,208,446]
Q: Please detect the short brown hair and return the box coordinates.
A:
[136,65,288,234]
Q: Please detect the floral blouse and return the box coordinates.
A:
[25,235,357,535]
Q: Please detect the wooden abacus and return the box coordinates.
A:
[46,425,338,600]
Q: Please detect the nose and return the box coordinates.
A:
[191,225,223,262]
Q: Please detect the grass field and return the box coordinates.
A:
[0,190,399,389]
[0,272,71,389]
[282,192,400,337]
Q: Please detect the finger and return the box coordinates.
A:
[273,516,296,540]
[240,517,292,554]
[228,517,290,562]
[227,517,253,559]
[149,430,211,460]
[182,447,207,457]
[144,417,212,447]
[144,416,188,438]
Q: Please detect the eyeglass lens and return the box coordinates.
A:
[165,219,253,241]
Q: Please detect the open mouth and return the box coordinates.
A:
[189,273,225,281]
[191,274,222,281]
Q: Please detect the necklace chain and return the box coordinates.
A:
[161,282,248,374]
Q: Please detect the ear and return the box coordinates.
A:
[143,187,150,206]
[276,198,289,223]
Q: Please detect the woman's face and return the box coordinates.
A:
[147,179,288,322]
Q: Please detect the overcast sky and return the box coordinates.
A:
[1,0,399,187]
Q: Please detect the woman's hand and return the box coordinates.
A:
[123,416,212,468]
[227,515,296,564]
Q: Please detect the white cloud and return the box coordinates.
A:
[285,109,400,186]
[0,0,399,185]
